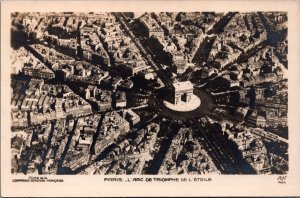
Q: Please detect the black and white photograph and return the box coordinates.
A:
[1,1,300,197]
[9,11,289,175]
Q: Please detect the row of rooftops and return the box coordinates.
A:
[80,28,110,58]
[159,127,218,174]
[11,93,52,110]
[30,44,74,62]
[11,47,54,74]
[140,14,164,32]
[109,123,159,159]
[11,79,89,112]
[95,14,149,70]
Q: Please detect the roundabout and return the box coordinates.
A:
[163,94,201,112]
[149,87,216,120]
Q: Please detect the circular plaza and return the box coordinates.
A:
[149,83,215,120]
[163,94,201,112]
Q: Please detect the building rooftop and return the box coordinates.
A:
[172,81,193,91]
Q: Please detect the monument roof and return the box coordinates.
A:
[173,81,193,91]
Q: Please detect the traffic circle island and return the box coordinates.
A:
[149,81,216,120]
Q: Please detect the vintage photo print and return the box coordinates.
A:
[1,0,300,197]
